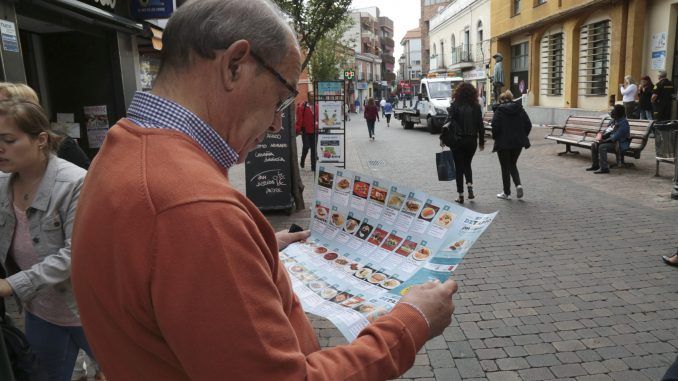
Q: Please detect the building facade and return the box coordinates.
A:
[400,28,423,95]
[429,0,491,101]
[491,0,678,119]
[420,0,454,75]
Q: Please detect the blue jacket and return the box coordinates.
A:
[608,118,630,152]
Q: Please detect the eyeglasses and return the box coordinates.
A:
[250,51,298,114]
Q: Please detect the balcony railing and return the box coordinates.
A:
[382,36,394,48]
[451,44,473,65]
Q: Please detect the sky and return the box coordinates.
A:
[350,0,421,62]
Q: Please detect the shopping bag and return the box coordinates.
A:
[436,150,455,181]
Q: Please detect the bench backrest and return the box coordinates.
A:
[626,119,653,151]
[561,116,605,138]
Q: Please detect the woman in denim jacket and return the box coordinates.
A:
[0,100,96,381]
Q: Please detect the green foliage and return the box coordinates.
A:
[308,17,354,82]
[272,0,353,71]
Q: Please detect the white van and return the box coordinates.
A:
[394,75,463,133]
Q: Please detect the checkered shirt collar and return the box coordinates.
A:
[127,91,239,169]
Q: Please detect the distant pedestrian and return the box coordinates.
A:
[491,90,532,200]
[380,98,386,118]
[364,97,380,140]
[354,98,360,113]
[620,75,638,119]
[383,100,393,127]
[295,96,317,171]
[652,70,675,121]
[344,103,350,122]
[586,104,630,174]
[637,75,654,120]
[440,82,485,204]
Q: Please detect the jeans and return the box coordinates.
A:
[366,120,376,138]
[300,133,317,170]
[385,114,391,124]
[497,148,522,195]
[25,312,95,381]
[623,101,637,119]
[452,136,478,194]
[639,108,653,120]
[590,141,616,170]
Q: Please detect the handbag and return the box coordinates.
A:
[436,149,456,181]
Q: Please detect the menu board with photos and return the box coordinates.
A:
[281,166,497,341]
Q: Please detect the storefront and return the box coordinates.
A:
[0,0,144,156]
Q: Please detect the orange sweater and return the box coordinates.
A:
[71,120,429,381]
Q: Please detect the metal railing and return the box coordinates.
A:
[451,44,473,64]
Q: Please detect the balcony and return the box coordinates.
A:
[381,54,395,64]
[379,17,393,31]
[381,36,394,48]
[450,44,474,69]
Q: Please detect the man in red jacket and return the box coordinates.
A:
[295,94,317,171]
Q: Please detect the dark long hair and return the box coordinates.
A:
[452,82,479,107]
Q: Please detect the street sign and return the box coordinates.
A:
[343,69,355,81]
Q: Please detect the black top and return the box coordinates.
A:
[491,101,532,152]
[57,136,91,170]
[638,83,653,110]
[653,78,675,106]
[444,102,485,146]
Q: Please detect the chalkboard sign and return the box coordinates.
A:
[245,111,294,212]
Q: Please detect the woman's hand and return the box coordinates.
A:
[0,279,13,297]
[276,230,311,251]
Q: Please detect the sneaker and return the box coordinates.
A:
[497,192,510,200]
[516,185,523,199]
[467,186,475,200]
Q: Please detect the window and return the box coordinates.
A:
[511,42,529,72]
[540,32,563,95]
[579,20,610,96]
[477,21,483,44]
[513,0,521,15]
[534,0,546,5]
[432,43,437,56]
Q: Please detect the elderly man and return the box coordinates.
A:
[71,1,458,380]
[652,70,675,122]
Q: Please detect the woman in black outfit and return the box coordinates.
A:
[637,75,654,120]
[491,90,532,200]
[440,82,484,204]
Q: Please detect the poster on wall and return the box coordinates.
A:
[318,101,343,130]
[651,32,668,70]
[84,106,109,149]
[652,51,667,70]
[317,134,343,163]
[0,20,19,53]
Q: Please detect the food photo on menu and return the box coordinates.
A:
[280,166,497,342]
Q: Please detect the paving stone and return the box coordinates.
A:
[401,365,435,378]
[425,336,449,350]
[484,337,514,348]
[607,370,651,380]
[601,359,629,372]
[442,327,466,342]
[447,341,475,358]
[504,346,529,358]
[554,340,587,352]
[556,352,581,364]
[575,375,613,381]
[519,367,556,381]
[496,357,530,371]
[556,321,586,331]
[550,364,588,378]
[575,350,603,362]
[581,337,615,349]
[455,358,485,378]
[486,371,521,381]
[475,348,507,360]
[581,361,609,375]
[512,334,543,345]
[428,349,454,368]
[595,346,633,360]
[433,367,461,381]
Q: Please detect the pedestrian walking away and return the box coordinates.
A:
[364,97,380,140]
[383,99,393,127]
[295,95,317,171]
[620,75,638,119]
[491,90,532,200]
[586,104,630,174]
[0,99,104,381]
[380,98,386,118]
[440,82,485,204]
[70,1,459,380]
[637,75,654,120]
[652,70,675,121]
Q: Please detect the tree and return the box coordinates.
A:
[273,0,353,71]
[308,17,355,83]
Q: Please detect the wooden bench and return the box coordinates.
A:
[621,119,654,161]
[544,116,607,155]
[482,111,493,136]
[654,124,678,176]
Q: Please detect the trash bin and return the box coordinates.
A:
[653,120,678,176]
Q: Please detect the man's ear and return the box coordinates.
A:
[220,40,251,91]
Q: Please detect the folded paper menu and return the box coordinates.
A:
[281,166,497,341]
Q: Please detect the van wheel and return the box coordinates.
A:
[401,119,407,128]
[427,117,437,134]
[405,121,414,129]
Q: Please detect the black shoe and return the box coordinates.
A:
[662,254,678,267]
[300,162,305,168]
[586,166,599,171]
[593,169,610,174]
[467,186,475,199]
[455,196,464,204]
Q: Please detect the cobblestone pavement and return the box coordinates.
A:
[229,113,678,381]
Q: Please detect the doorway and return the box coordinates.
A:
[510,42,529,97]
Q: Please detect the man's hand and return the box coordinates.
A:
[0,279,13,298]
[275,230,311,251]
[399,278,458,339]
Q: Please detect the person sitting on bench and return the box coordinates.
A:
[586,104,630,174]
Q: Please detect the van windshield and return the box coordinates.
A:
[428,82,452,98]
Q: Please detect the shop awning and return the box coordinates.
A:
[30,0,143,33]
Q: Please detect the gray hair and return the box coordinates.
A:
[658,70,667,79]
[160,0,296,72]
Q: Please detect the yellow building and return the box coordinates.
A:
[490,0,678,117]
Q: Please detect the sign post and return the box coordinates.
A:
[314,81,346,169]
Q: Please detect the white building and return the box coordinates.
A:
[429,0,491,101]
[400,27,423,94]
